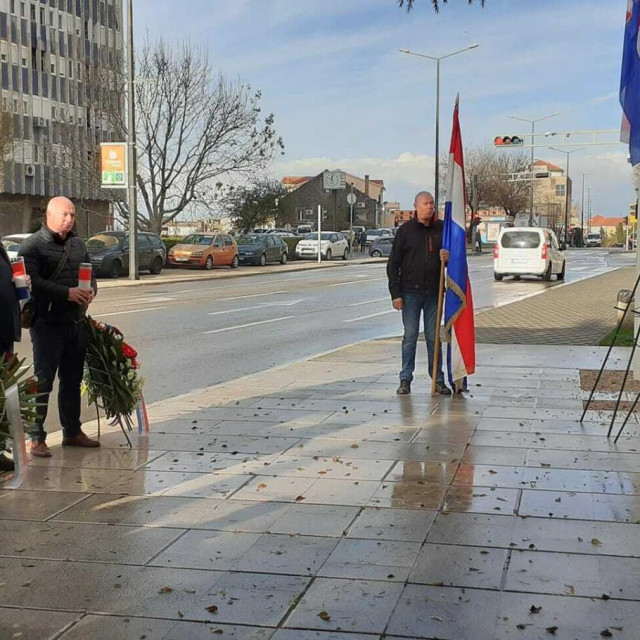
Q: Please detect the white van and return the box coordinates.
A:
[585,232,602,247]
[493,227,566,281]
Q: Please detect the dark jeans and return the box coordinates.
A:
[400,293,444,384]
[30,321,86,443]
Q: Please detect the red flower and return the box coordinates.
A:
[122,343,138,359]
[24,377,39,395]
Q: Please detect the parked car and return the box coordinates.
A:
[267,229,298,237]
[296,224,314,235]
[493,227,565,282]
[296,232,349,261]
[365,228,393,245]
[369,236,394,258]
[586,232,602,247]
[237,234,288,266]
[168,233,239,270]
[1,233,31,260]
[86,231,166,278]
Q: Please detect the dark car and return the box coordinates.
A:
[86,231,166,278]
[236,234,288,266]
[369,236,394,258]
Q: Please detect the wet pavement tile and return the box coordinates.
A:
[386,584,500,640]
[185,571,310,626]
[494,591,640,640]
[194,499,290,532]
[511,516,640,557]
[51,493,224,528]
[462,446,527,466]
[521,467,640,495]
[284,577,403,634]
[232,475,317,502]
[272,630,378,640]
[0,607,79,640]
[452,464,525,489]
[102,470,229,496]
[442,485,519,515]
[141,451,279,474]
[317,538,421,581]
[385,460,459,484]
[0,489,89,521]
[519,489,640,523]
[426,512,517,548]
[234,533,338,576]
[25,447,166,470]
[143,433,301,455]
[269,503,360,537]
[0,519,183,564]
[264,455,393,481]
[346,506,437,542]
[526,449,640,473]
[6,466,129,493]
[302,478,381,506]
[150,529,262,570]
[0,558,223,615]
[58,615,276,639]
[367,480,446,509]
[409,543,508,590]
[505,550,640,600]
[161,473,251,499]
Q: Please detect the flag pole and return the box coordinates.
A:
[431,260,446,396]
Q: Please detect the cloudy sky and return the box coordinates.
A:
[135,0,633,217]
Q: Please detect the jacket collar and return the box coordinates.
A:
[41,224,77,244]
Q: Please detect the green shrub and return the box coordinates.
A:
[283,237,302,259]
[162,236,184,252]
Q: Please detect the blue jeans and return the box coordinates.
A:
[400,293,444,384]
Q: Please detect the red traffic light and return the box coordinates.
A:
[494,135,523,146]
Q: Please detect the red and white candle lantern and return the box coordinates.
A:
[78,262,93,290]
[10,257,30,300]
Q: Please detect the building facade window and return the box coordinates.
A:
[555,184,566,197]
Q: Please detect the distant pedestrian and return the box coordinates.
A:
[19,196,100,458]
[475,228,483,253]
[387,191,451,396]
[359,230,367,252]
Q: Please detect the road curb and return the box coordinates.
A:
[98,256,386,290]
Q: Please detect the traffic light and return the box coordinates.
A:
[494,135,523,147]
[624,216,629,226]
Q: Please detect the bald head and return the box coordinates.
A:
[46,196,75,238]
[414,191,435,225]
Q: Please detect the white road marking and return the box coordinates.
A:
[343,310,395,323]
[203,316,295,335]
[349,297,388,307]
[96,306,166,318]
[217,290,288,302]
[207,299,306,316]
[330,277,385,287]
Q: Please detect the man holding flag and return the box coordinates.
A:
[441,96,475,390]
[387,190,452,396]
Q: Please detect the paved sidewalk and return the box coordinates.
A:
[476,267,635,345]
[2,337,640,639]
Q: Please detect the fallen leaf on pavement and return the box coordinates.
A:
[318,611,331,621]
[206,605,218,614]
[159,586,173,594]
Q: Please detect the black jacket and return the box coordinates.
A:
[387,216,443,299]
[19,225,97,325]
[0,242,20,343]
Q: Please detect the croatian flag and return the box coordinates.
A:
[442,96,475,387]
[620,0,640,165]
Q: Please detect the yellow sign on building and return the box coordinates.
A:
[100,142,127,189]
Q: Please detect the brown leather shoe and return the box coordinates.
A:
[30,441,52,458]
[62,431,100,448]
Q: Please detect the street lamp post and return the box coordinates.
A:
[580,172,588,246]
[547,146,585,245]
[587,186,593,233]
[509,113,560,227]
[399,44,479,213]
[126,0,138,280]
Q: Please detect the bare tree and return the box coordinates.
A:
[128,40,284,234]
[485,151,531,218]
[399,0,485,12]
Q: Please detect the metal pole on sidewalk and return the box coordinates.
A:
[317,205,322,264]
[126,0,138,280]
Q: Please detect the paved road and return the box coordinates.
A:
[14,248,634,424]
